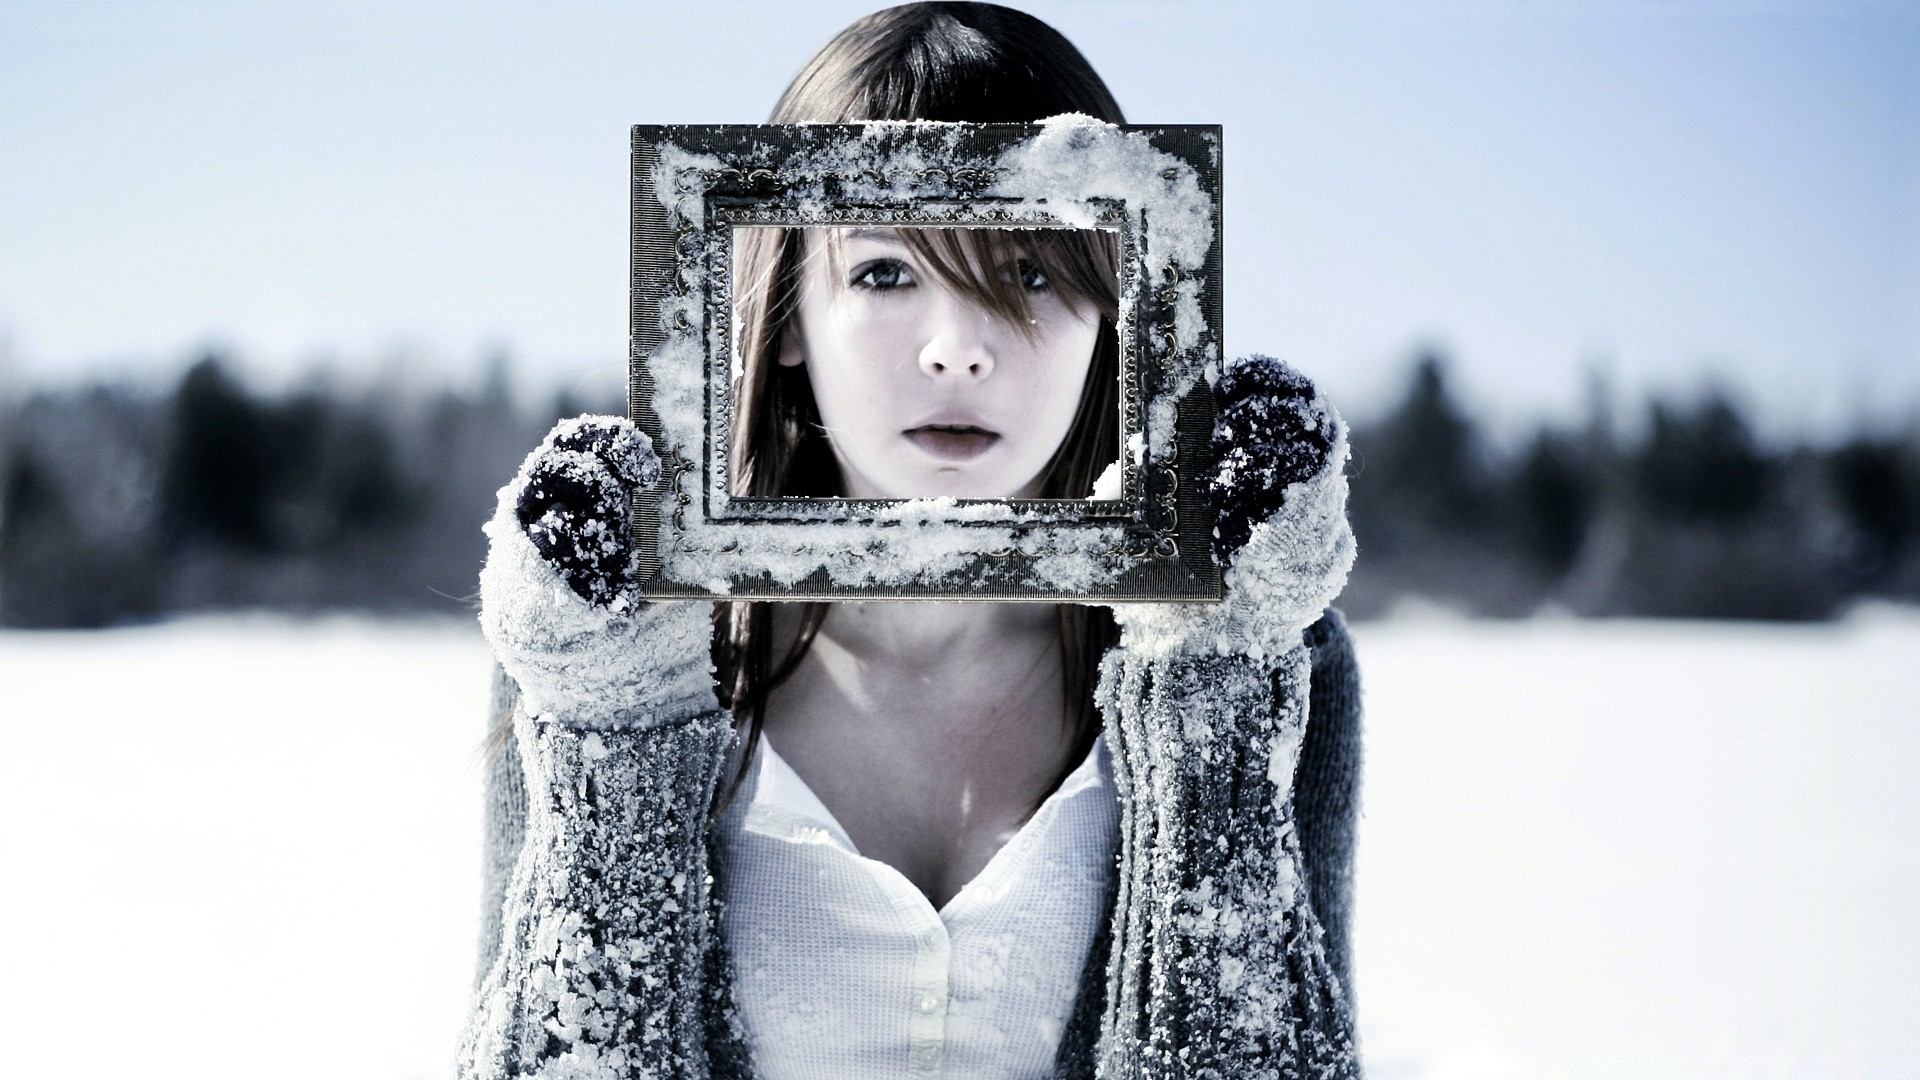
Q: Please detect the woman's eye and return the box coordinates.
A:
[849,259,915,291]
[1004,258,1050,291]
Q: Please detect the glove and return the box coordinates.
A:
[1110,355,1356,662]
[477,415,718,729]
[514,414,657,607]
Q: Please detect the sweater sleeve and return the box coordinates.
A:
[457,671,736,1080]
[1093,610,1361,1079]
[1294,608,1363,995]
[475,663,530,994]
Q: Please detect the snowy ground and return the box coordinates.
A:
[1351,606,1920,1080]
[2,609,1916,1078]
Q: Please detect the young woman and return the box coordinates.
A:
[462,5,1362,1078]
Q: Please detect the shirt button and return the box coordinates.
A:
[917,994,940,1013]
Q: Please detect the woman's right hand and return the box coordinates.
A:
[478,415,717,730]
[462,417,731,1077]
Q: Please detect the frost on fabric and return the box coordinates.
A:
[467,416,746,1075]
[516,418,664,607]
[458,708,734,1079]
[1095,644,1360,1079]
[1208,358,1336,561]
[640,117,1219,596]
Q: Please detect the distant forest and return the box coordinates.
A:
[2,351,1916,628]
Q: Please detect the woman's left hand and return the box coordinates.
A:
[1111,353,1356,662]
[1094,355,1361,1077]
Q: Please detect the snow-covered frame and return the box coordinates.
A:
[629,118,1223,602]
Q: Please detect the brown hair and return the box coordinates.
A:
[714,3,1126,806]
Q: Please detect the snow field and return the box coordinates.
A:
[2,608,1916,1077]
[0,616,495,1080]
[1351,607,1920,1078]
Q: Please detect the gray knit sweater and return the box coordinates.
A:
[466,608,1362,1078]
[462,360,1363,1077]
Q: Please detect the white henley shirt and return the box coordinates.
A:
[713,732,1120,1079]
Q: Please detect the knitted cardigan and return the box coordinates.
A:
[461,361,1363,1077]
[462,609,1363,1078]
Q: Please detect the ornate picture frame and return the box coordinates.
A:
[629,118,1223,601]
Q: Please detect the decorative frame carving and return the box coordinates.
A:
[630,119,1223,601]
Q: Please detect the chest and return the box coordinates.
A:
[760,637,1079,910]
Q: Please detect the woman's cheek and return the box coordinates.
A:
[833,307,916,376]
[1044,321,1100,407]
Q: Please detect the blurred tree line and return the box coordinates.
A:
[0,352,616,628]
[1341,351,1920,619]
[2,349,1916,627]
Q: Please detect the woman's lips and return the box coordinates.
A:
[904,424,1000,461]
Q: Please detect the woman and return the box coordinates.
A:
[463,5,1362,1078]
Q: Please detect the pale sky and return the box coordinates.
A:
[1,0,1915,438]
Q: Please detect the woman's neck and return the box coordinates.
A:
[816,598,1054,672]
[759,600,1076,908]
[814,599,1057,723]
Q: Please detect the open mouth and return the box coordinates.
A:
[903,424,1000,462]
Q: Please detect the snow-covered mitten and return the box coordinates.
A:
[1096,356,1361,1078]
[479,415,717,730]
[1114,356,1353,664]
[461,415,732,1080]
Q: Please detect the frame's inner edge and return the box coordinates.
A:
[629,130,673,587]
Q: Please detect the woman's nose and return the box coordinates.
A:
[917,296,996,380]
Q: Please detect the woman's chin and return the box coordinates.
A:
[878,471,1025,501]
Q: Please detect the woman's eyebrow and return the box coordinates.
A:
[844,227,904,244]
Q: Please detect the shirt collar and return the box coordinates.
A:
[741,733,861,851]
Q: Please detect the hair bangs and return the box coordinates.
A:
[807,225,1118,342]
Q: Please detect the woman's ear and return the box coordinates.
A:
[775,325,805,368]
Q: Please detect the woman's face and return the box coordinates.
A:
[778,227,1100,500]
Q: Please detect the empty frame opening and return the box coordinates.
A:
[726,224,1122,503]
